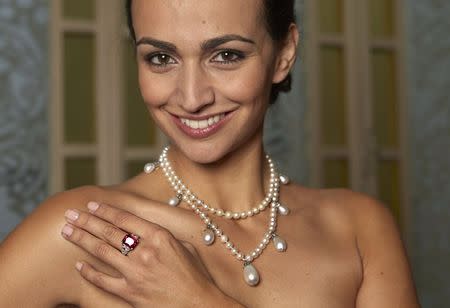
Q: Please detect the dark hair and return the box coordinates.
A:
[125,0,295,104]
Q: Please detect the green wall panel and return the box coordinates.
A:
[64,33,96,143]
[320,46,347,146]
[63,0,95,21]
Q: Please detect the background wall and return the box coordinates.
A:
[405,0,450,306]
[0,0,449,306]
[0,0,48,240]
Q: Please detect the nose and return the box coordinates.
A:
[173,61,214,113]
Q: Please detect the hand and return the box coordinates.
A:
[60,201,236,307]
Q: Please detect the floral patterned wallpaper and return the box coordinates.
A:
[0,0,48,240]
[405,0,450,306]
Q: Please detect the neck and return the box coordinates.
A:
[165,136,271,213]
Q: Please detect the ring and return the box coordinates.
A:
[121,233,140,256]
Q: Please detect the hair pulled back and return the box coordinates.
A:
[125,0,296,104]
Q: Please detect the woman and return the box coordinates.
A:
[0,0,420,307]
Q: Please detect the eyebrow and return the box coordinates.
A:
[135,34,255,53]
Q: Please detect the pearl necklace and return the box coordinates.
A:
[144,146,291,286]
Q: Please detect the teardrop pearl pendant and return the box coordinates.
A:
[243,263,260,286]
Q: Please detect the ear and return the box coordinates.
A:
[272,23,300,84]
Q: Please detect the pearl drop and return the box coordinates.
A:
[143,163,156,174]
[273,235,287,252]
[278,204,290,215]
[280,174,290,185]
[243,264,259,286]
[168,197,180,207]
[202,229,215,246]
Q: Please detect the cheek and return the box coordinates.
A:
[138,67,173,107]
[215,63,273,106]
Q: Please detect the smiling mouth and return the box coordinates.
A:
[171,111,235,139]
[179,114,226,129]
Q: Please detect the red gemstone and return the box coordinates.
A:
[122,234,139,249]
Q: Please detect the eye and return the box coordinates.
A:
[211,50,245,64]
[145,53,177,66]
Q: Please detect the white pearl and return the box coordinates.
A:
[202,229,215,245]
[279,174,290,185]
[143,163,156,174]
[278,204,290,215]
[252,208,259,214]
[244,264,260,286]
[233,213,240,219]
[221,235,228,243]
[226,242,233,249]
[240,212,247,219]
[216,209,224,216]
[225,212,233,219]
[258,204,265,211]
[273,235,287,252]
[168,197,180,207]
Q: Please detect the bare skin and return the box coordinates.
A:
[0,0,420,306]
[0,168,419,307]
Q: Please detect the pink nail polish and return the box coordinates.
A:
[87,201,99,212]
[61,224,73,237]
[65,209,79,222]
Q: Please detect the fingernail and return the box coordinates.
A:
[65,209,79,222]
[61,224,73,237]
[87,201,99,212]
[75,261,83,271]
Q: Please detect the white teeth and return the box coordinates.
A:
[180,113,226,129]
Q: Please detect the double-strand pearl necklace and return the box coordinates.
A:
[143,146,291,286]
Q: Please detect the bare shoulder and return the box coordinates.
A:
[0,185,111,307]
[288,185,420,307]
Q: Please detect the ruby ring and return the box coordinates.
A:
[121,233,140,256]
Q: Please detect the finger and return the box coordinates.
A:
[61,223,127,273]
[64,208,127,251]
[86,201,165,237]
[76,261,127,299]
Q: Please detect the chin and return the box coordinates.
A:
[171,139,234,165]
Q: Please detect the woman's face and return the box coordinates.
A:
[132,0,284,163]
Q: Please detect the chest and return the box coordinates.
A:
[185,217,363,308]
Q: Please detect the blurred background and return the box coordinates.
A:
[0,0,449,306]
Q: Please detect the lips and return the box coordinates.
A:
[171,111,235,139]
